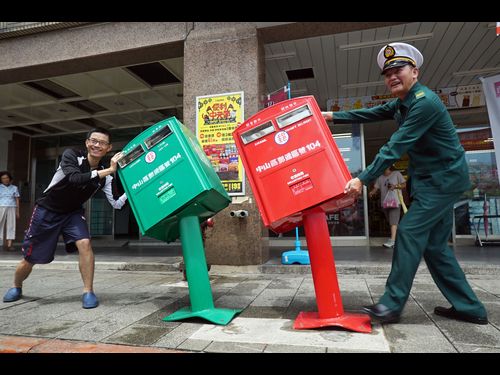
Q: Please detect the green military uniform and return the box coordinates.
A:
[333,81,486,318]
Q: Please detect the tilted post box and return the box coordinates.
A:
[117,117,231,242]
[232,95,355,233]
[233,97,371,332]
[117,117,240,325]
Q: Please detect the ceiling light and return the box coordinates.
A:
[264,52,296,61]
[339,33,433,51]
[342,81,385,89]
[333,133,352,139]
[453,67,500,77]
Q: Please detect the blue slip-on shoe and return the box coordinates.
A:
[82,291,99,309]
[3,287,22,302]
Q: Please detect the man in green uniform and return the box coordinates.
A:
[322,42,488,325]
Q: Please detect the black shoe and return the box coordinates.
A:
[434,306,488,325]
[363,303,400,323]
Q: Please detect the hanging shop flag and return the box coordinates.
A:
[264,83,291,108]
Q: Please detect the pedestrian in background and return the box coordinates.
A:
[369,166,406,248]
[3,128,127,309]
[322,42,488,325]
[0,171,20,252]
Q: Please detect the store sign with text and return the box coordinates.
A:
[327,83,486,112]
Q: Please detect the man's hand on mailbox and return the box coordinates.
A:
[110,151,124,172]
[321,111,333,122]
[344,177,363,197]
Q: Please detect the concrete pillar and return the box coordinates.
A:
[183,23,268,265]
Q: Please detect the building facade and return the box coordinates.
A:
[1,22,498,264]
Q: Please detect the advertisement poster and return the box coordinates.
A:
[196,91,245,196]
[480,74,500,185]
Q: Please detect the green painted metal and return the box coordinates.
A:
[117,116,230,242]
[163,215,241,325]
[118,116,240,325]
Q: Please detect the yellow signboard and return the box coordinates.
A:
[196,92,245,196]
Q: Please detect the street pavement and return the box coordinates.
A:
[0,243,499,354]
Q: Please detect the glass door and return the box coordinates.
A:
[326,123,366,237]
[455,149,500,240]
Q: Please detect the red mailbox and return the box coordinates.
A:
[233,95,355,233]
[233,96,371,333]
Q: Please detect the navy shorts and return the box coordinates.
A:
[22,205,90,264]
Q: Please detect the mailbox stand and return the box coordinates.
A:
[232,96,371,333]
[117,117,241,326]
[293,207,372,333]
[163,212,241,325]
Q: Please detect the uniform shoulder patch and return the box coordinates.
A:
[415,90,426,99]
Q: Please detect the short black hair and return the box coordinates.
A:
[0,171,13,180]
[87,127,112,143]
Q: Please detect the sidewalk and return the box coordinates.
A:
[1,244,499,353]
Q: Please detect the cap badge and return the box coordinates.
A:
[384,45,396,59]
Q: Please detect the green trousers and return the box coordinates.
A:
[379,190,487,318]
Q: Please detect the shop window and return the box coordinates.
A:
[455,127,500,238]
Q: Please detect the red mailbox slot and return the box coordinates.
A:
[233,96,355,233]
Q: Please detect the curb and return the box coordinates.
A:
[1,260,499,275]
[0,260,180,272]
[0,335,191,353]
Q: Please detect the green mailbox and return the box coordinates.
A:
[117,117,240,325]
[117,116,230,242]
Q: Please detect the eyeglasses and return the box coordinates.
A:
[88,138,110,147]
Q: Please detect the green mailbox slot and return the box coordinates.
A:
[117,117,240,325]
[117,116,230,242]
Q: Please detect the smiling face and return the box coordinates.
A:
[383,64,419,100]
[85,131,112,160]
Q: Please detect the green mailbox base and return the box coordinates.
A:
[163,306,241,325]
[162,214,241,325]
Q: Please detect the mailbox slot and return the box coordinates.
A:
[144,124,173,149]
[118,144,145,168]
[276,104,312,129]
[241,121,275,144]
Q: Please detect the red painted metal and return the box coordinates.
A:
[293,207,371,333]
[233,96,355,233]
[233,96,371,333]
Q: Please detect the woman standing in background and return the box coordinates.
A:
[0,171,20,251]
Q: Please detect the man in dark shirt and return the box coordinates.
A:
[322,43,487,325]
[3,128,126,309]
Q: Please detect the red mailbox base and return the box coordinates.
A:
[293,312,372,333]
[293,206,372,333]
